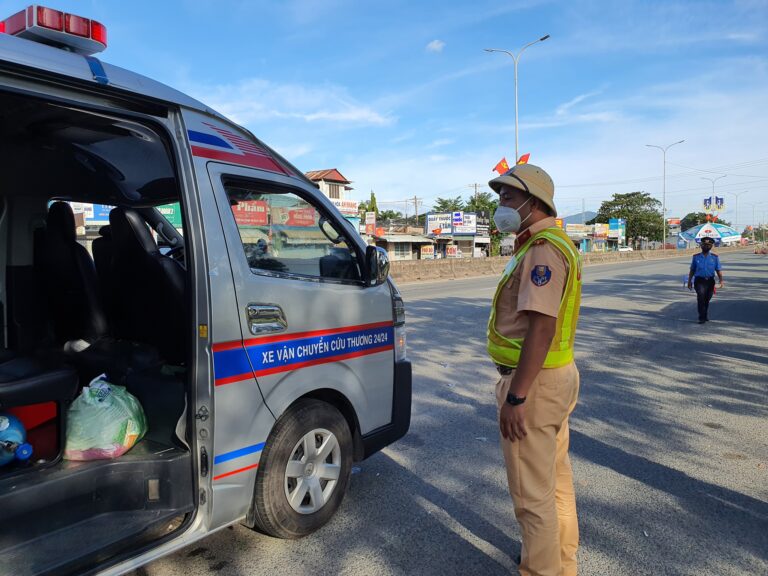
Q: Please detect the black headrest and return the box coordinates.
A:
[110,208,158,255]
[47,201,76,243]
[98,225,112,238]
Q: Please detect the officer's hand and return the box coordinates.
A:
[687,281,693,290]
[719,281,725,289]
[500,403,527,442]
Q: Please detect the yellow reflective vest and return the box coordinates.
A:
[487,226,582,369]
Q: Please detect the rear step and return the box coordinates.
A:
[0,441,194,576]
[1,509,191,576]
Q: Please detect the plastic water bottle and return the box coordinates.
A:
[0,413,34,466]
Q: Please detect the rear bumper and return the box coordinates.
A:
[360,359,412,459]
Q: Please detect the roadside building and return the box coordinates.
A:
[305,168,360,230]
[374,234,435,261]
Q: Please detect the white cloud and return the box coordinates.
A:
[426,39,446,53]
[427,138,454,149]
[184,78,394,127]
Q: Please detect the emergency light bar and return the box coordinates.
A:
[0,5,107,55]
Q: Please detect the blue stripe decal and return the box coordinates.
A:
[213,347,253,381]
[246,325,394,375]
[214,442,266,465]
[188,130,233,149]
[84,56,109,85]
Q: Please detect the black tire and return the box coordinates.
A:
[250,399,353,539]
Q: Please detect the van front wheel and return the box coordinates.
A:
[249,399,353,539]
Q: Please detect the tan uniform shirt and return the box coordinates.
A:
[495,217,569,340]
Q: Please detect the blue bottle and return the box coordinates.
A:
[0,413,34,466]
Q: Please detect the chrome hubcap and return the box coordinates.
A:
[284,428,341,514]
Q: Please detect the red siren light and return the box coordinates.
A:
[0,5,107,55]
[36,6,63,31]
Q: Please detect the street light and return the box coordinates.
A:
[646,140,685,250]
[725,190,747,234]
[485,34,550,162]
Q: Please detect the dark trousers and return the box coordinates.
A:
[694,277,715,321]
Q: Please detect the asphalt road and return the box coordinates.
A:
[132,251,768,576]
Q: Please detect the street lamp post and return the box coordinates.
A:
[485,34,550,162]
[726,190,747,235]
[646,140,685,250]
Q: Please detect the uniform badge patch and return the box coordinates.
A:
[531,265,552,286]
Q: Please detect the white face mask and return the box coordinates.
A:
[493,197,532,234]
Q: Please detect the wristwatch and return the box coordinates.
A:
[506,392,527,406]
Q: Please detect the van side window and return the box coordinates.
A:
[224,183,362,282]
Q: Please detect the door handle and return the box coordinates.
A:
[247,304,287,335]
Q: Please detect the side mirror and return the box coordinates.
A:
[365,245,390,286]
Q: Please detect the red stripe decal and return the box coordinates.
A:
[213,463,259,481]
[215,372,254,387]
[212,340,247,353]
[242,321,394,347]
[253,344,393,377]
[191,146,287,174]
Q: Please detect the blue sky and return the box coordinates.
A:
[3,0,767,226]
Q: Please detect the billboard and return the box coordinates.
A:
[426,213,452,235]
[426,212,477,235]
[593,223,609,238]
[667,218,681,226]
[454,213,477,235]
[608,218,627,242]
[420,245,435,259]
[555,218,564,229]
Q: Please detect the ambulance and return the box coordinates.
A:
[0,6,411,575]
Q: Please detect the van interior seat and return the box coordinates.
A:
[38,202,108,345]
[91,225,114,319]
[108,208,186,363]
[0,354,77,407]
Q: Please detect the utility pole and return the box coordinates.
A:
[413,196,419,227]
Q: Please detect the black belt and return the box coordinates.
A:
[695,276,715,280]
[496,364,515,375]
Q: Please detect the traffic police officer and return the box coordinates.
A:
[487,164,582,576]
[687,236,724,323]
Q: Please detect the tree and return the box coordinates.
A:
[433,196,465,212]
[368,191,379,216]
[680,212,731,231]
[378,209,402,221]
[465,191,495,213]
[589,191,663,243]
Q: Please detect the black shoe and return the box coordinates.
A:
[698,320,706,324]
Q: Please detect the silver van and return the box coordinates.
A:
[0,6,411,575]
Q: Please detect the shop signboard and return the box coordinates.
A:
[68,202,114,225]
[453,213,477,235]
[420,245,435,259]
[555,218,564,229]
[426,213,452,235]
[446,245,459,258]
[231,200,268,226]
[365,211,376,235]
[273,207,316,227]
[565,223,589,235]
[452,211,464,227]
[157,203,184,228]
[331,198,359,216]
